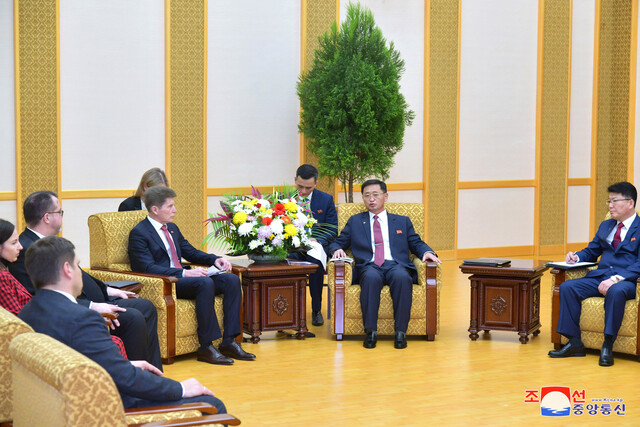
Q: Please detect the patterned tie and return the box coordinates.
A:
[161,224,182,268]
[612,222,624,250]
[373,215,385,266]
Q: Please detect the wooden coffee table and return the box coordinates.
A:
[232,260,318,343]
[459,259,549,344]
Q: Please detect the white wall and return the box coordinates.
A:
[0,0,15,194]
[207,1,301,188]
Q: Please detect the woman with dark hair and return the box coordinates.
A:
[0,219,128,357]
[119,167,169,211]
[0,219,30,314]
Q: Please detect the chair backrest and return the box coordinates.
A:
[0,307,33,422]
[336,203,425,238]
[10,332,127,427]
[88,210,148,270]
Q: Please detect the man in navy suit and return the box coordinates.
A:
[329,179,441,349]
[289,164,338,328]
[8,191,162,370]
[128,186,255,365]
[550,182,640,366]
[19,235,226,413]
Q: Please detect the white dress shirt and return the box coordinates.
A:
[369,210,393,263]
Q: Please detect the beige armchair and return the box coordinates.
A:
[87,210,225,364]
[10,332,240,426]
[327,203,442,340]
[0,306,32,424]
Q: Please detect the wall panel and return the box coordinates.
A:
[567,185,591,243]
[0,202,17,225]
[0,0,15,192]
[60,0,164,191]
[459,0,538,181]
[458,188,535,248]
[207,2,301,188]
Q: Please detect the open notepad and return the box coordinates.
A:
[207,265,227,276]
[546,261,597,270]
[329,257,354,263]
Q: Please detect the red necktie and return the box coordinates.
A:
[373,215,385,266]
[161,224,182,268]
[612,222,624,250]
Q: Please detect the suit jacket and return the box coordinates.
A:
[309,188,338,247]
[8,229,110,306]
[328,211,433,274]
[18,289,182,408]
[577,215,640,282]
[129,218,218,277]
[119,196,142,212]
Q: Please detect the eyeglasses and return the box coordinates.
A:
[362,192,385,199]
[45,210,64,217]
[606,199,631,205]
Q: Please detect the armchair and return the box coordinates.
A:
[327,203,442,340]
[10,332,240,426]
[87,210,225,364]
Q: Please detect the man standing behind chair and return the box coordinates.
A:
[549,181,640,367]
[128,186,255,365]
[290,164,338,327]
[8,191,162,369]
[19,236,226,413]
[328,179,441,349]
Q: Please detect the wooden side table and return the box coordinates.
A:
[459,259,549,344]
[232,260,318,343]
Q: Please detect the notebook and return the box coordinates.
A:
[462,258,511,267]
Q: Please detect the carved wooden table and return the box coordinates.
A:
[231,260,318,343]
[459,259,549,344]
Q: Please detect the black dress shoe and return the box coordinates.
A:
[363,331,377,349]
[312,310,324,326]
[599,345,614,367]
[219,341,256,361]
[197,345,234,365]
[394,331,407,349]
[548,341,586,358]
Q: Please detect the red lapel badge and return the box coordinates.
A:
[632,237,636,242]
[317,209,323,213]
[396,230,402,234]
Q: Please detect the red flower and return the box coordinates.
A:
[282,216,291,224]
[261,217,272,225]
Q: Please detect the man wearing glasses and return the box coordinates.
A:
[329,179,440,349]
[550,181,640,366]
[8,191,163,370]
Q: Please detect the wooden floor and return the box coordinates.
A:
[164,255,639,426]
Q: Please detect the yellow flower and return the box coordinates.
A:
[284,201,298,213]
[284,224,298,237]
[233,211,248,225]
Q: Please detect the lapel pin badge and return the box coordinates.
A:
[632,237,636,242]
[317,209,323,213]
[396,230,402,234]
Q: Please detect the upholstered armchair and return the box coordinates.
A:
[551,267,640,358]
[87,210,225,364]
[327,203,442,340]
[0,306,32,425]
[10,332,239,426]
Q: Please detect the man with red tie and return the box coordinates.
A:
[550,182,640,367]
[128,186,255,365]
[328,179,440,349]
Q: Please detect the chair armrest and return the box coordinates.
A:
[88,268,178,309]
[125,402,218,416]
[101,311,119,329]
[128,413,241,427]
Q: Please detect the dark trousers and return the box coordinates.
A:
[176,273,241,347]
[111,298,162,370]
[289,252,325,312]
[558,276,636,340]
[358,260,415,333]
[127,394,226,415]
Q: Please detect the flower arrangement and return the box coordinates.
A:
[204,186,317,260]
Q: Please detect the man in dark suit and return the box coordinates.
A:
[550,181,640,366]
[128,186,255,365]
[289,164,338,327]
[18,236,225,413]
[328,179,441,349]
[8,191,162,369]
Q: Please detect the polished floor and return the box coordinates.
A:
[163,255,639,426]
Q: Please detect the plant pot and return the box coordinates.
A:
[247,253,287,264]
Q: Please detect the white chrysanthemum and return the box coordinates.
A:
[257,199,270,209]
[270,219,284,235]
[249,239,264,250]
[237,222,254,236]
[296,212,308,224]
[233,204,244,212]
[292,236,301,248]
